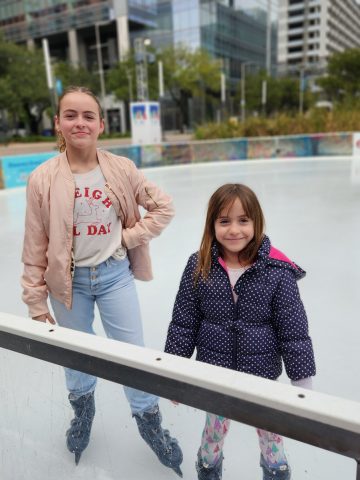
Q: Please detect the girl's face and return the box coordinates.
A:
[214,198,254,262]
[55,92,104,150]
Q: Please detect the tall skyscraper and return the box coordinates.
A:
[278,0,360,73]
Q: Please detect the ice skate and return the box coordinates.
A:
[196,449,223,480]
[134,405,183,477]
[66,391,95,465]
[260,455,291,480]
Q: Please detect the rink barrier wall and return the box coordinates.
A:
[0,312,359,478]
[0,131,356,189]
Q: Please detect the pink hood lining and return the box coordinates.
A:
[218,247,298,272]
[218,257,228,272]
[269,246,298,269]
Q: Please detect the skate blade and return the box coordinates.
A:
[172,465,183,477]
[75,451,82,465]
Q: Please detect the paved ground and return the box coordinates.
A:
[0,133,193,156]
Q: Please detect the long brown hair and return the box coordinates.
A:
[195,184,265,282]
[55,86,104,152]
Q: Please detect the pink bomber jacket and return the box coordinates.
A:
[21,149,175,317]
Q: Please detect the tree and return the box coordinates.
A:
[235,70,312,117]
[107,45,221,130]
[0,37,50,134]
[9,48,50,134]
[54,62,100,95]
[317,49,360,104]
[158,46,221,129]
[106,49,159,104]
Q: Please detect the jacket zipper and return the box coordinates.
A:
[105,182,126,220]
[105,182,115,196]
[68,181,76,309]
[145,186,159,207]
[232,265,260,369]
[217,261,239,370]
[232,282,238,370]
[231,269,251,369]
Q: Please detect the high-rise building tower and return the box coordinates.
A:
[278,0,360,73]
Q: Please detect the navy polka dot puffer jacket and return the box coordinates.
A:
[165,236,316,381]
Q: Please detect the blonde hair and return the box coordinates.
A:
[56,86,104,152]
[195,184,265,282]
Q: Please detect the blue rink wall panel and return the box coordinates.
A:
[0,152,56,188]
[0,133,354,189]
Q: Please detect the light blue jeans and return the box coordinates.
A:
[49,256,159,415]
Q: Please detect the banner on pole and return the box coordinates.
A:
[130,101,162,145]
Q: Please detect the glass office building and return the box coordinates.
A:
[0,0,278,82]
[134,0,278,82]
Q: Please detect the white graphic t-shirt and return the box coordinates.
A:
[73,165,123,267]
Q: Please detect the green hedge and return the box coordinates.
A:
[194,109,360,140]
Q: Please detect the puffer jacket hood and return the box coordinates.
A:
[211,235,306,281]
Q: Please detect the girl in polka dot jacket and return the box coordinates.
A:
[165,183,316,480]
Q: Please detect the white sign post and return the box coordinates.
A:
[352,132,360,184]
[130,101,162,145]
[352,132,360,156]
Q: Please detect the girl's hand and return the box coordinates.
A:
[32,313,56,325]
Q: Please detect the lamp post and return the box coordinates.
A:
[221,72,226,122]
[240,61,260,122]
[94,22,109,133]
[42,38,56,121]
[126,69,133,102]
[158,59,165,140]
[134,37,150,101]
[262,79,267,116]
[158,59,164,99]
[144,38,151,101]
[241,62,246,122]
[299,65,305,115]
[266,0,272,75]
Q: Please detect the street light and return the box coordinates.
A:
[126,69,133,102]
[134,37,150,101]
[241,62,246,122]
[288,63,307,115]
[266,0,272,75]
[240,61,261,122]
[221,72,226,122]
[144,38,151,101]
[42,38,56,120]
[94,21,110,133]
[158,59,164,98]
[299,65,306,115]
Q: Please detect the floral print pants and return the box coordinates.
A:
[200,413,288,467]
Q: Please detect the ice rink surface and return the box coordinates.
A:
[0,157,359,479]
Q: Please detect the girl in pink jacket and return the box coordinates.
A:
[21,86,183,476]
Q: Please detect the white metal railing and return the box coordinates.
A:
[0,312,359,479]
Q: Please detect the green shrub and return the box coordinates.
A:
[8,135,57,143]
[194,108,360,140]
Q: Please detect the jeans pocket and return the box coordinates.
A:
[108,254,129,270]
